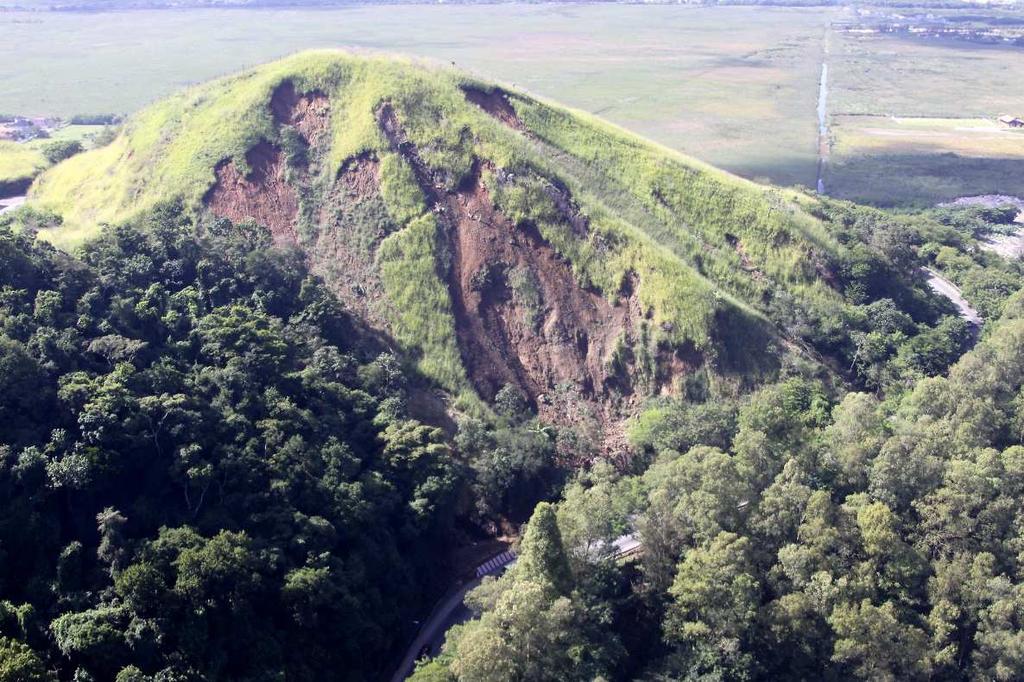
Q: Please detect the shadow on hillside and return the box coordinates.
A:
[828,152,1024,208]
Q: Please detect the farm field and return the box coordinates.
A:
[828,116,1024,205]
[0,5,832,187]
[825,29,1024,205]
[2,4,1023,204]
[828,31,1024,118]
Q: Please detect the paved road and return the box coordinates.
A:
[391,533,641,681]
[390,551,517,682]
[923,267,982,326]
[0,195,26,214]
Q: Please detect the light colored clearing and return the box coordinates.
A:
[965,196,1024,258]
[833,116,1024,158]
[980,230,1024,259]
[0,195,26,214]
[923,267,982,325]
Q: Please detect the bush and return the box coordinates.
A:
[69,114,121,126]
[41,140,84,165]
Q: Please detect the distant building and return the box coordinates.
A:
[999,115,1024,128]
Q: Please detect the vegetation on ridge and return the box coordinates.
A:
[27,51,962,405]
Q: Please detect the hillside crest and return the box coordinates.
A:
[30,50,845,436]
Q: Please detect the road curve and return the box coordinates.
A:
[0,195,26,214]
[391,533,642,681]
[390,551,516,682]
[923,267,982,326]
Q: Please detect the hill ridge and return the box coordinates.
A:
[27,50,851,435]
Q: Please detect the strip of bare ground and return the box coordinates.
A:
[205,81,334,244]
[205,141,300,246]
[460,85,526,132]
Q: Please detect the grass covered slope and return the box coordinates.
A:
[0,141,47,196]
[30,50,850,416]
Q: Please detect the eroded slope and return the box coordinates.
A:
[28,51,850,437]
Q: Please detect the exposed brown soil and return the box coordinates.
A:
[461,86,526,132]
[205,142,299,246]
[204,83,331,244]
[377,103,698,449]
[270,80,331,147]
[337,154,380,198]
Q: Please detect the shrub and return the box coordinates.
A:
[41,140,84,165]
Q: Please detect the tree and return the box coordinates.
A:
[446,579,618,682]
[664,532,759,680]
[829,600,930,681]
[41,140,84,165]
[821,392,884,492]
[517,502,573,597]
[556,462,636,571]
[971,578,1024,681]
[0,637,54,682]
[173,530,266,610]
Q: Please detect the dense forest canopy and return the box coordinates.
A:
[0,207,464,681]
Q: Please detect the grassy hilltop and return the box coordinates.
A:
[28,51,902,416]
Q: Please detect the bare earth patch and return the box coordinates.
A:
[378,102,697,451]
[270,80,331,147]
[205,142,299,246]
[461,85,526,132]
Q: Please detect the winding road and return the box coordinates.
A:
[391,533,641,681]
[923,267,982,326]
[390,551,516,682]
[0,195,26,214]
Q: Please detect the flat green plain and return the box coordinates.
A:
[826,29,1024,205]
[1,5,832,187]
[2,4,1023,203]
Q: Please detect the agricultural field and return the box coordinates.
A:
[828,115,1024,205]
[826,29,1024,205]
[0,5,832,187]
[2,4,1023,204]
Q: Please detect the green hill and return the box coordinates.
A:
[29,51,884,428]
[3,48,1007,682]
